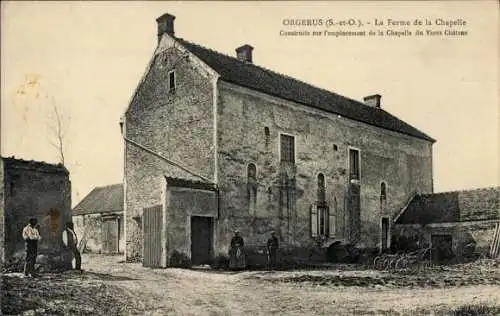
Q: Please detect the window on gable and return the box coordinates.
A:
[168,70,176,91]
[280,134,295,163]
[349,148,360,180]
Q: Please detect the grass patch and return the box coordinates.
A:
[450,304,500,316]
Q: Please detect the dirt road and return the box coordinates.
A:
[79,255,500,315]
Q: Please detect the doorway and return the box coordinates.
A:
[191,216,213,265]
[431,234,454,263]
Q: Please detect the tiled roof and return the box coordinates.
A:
[72,184,123,216]
[165,176,217,191]
[177,38,435,143]
[1,156,68,174]
[396,192,460,224]
[395,187,500,225]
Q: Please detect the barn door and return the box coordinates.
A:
[102,218,119,254]
[143,205,163,268]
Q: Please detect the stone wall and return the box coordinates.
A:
[394,221,498,258]
[73,214,102,253]
[2,161,71,267]
[124,37,216,260]
[165,185,217,266]
[215,82,433,253]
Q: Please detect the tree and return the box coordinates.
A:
[47,97,69,166]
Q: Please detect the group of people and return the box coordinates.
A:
[22,218,82,278]
[228,230,279,270]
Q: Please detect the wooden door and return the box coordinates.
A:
[102,218,118,253]
[143,205,163,268]
[191,216,213,265]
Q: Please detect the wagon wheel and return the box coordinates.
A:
[373,256,384,270]
[388,256,398,270]
[382,257,392,270]
[395,256,408,270]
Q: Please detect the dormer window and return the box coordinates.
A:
[168,70,176,91]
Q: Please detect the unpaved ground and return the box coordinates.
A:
[3,254,500,315]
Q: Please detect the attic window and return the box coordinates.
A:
[168,70,176,91]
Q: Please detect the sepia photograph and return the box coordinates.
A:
[1,1,499,315]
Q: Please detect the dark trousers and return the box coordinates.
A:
[24,240,38,276]
[268,249,277,269]
[70,246,82,270]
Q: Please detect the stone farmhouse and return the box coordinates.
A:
[394,187,500,260]
[0,157,72,269]
[122,13,436,267]
[72,183,124,254]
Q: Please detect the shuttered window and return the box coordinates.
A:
[310,204,318,237]
[311,202,333,238]
[328,198,337,238]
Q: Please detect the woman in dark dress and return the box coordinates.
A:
[229,230,246,270]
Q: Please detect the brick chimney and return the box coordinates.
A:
[363,94,382,108]
[156,13,176,43]
[236,44,254,63]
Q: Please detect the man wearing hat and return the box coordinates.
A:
[267,231,279,270]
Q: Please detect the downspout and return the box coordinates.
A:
[212,76,220,259]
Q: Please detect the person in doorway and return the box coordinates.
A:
[267,231,279,270]
[229,230,246,271]
[22,218,41,278]
[62,221,82,271]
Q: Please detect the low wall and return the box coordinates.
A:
[393,221,498,259]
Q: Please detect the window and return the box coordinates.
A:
[311,203,330,237]
[264,127,270,146]
[317,173,325,202]
[247,163,257,214]
[349,148,360,180]
[380,182,386,198]
[168,70,176,91]
[280,134,295,163]
[380,182,387,207]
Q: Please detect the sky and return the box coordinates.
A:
[1,1,499,206]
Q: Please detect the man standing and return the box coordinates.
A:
[267,231,279,270]
[22,218,40,277]
[62,221,82,271]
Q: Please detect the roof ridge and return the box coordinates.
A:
[174,37,435,143]
[422,186,500,196]
[177,38,369,107]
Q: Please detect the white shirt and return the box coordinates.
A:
[22,225,40,241]
[62,228,78,247]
